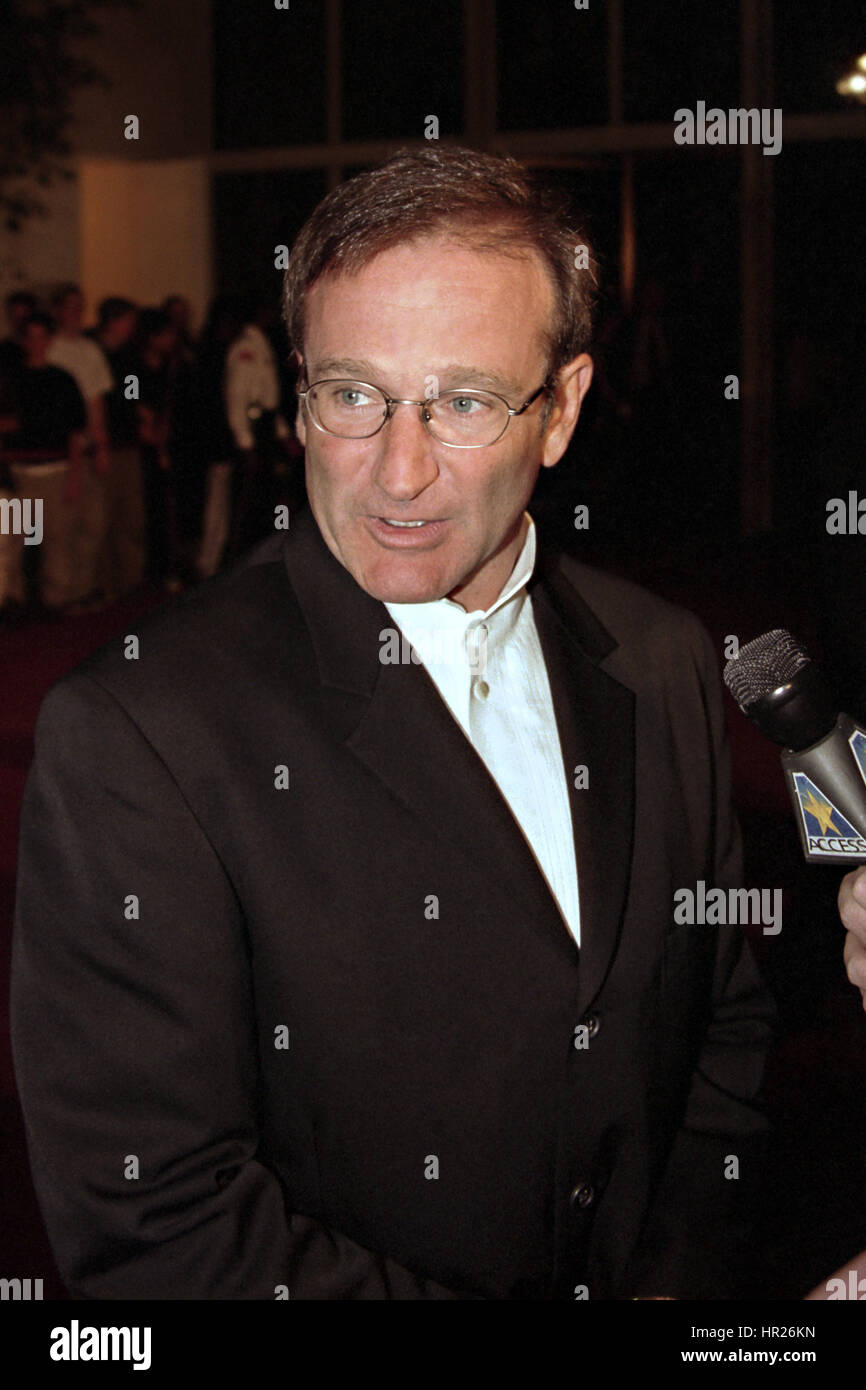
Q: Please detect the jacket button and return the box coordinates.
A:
[570,1181,595,1209]
[583,1012,601,1037]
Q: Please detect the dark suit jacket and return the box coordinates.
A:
[11,504,776,1300]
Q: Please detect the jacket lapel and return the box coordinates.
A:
[282,507,635,986]
[529,541,636,1010]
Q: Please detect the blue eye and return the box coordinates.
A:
[450,395,485,414]
[340,388,370,407]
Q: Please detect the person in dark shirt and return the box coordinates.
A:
[0,293,37,615]
[190,294,244,579]
[89,297,146,598]
[135,308,182,591]
[88,298,139,447]
[4,313,87,612]
[0,291,37,417]
[159,304,200,583]
[161,293,197,370]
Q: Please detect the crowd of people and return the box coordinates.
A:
[0,285,305,622]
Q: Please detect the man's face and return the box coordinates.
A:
[111,310,137,347]
[296,235,592,611]
[57,292,84,334]
[150,325,177,358]
[167,296,190,330]
[8,299,33,334]
[23,322,51,366]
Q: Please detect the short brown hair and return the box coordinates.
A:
[282,146,598,381]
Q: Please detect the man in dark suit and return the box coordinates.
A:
[11,147,776,1300]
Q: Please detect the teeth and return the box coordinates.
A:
[383,518,428,527]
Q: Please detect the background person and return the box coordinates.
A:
[47,284,114,609]
[3,313,87,613]
[224,300,294,559]
[193,295,244,580]
[0,291,38,413]
[89,297,146,600]
[135,308,182,592]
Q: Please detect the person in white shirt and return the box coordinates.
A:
[224,318,291,456]
[224,309,296,558]
[47,285,114,607]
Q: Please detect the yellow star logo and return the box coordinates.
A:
[802,789,840,836]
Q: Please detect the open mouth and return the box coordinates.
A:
[367,516,448,543]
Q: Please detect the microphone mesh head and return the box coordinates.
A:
[723,629,811,710]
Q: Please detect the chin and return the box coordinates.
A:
[349,554,450,605]
[359,568,452,606]
[368,580,449,605]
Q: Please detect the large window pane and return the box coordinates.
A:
[213,0,326,149]
[213,169,328,317]
[623,1,738,124]
[773,141,866,537]
[774,0,865,115]
[525,161,623,553]
[497,0,607,129]
[342,0,463,142]
[575,153,742,557]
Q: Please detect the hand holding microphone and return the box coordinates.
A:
[724,630,866,1008]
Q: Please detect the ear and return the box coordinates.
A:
[292,351,307,446]
[539,353,594,468]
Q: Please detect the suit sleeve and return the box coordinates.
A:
[626,621,779,1300]
[11,674,477,1299]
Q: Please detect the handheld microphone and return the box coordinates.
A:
[723,630,866,864]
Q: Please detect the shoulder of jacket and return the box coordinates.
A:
[49,542,292,698]
[552,550,714,669]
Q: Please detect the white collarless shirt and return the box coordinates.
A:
[384,512,581,945]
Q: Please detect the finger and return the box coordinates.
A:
[838,867,866,933]
[843,931,866,1005]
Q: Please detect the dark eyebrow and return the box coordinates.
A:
[310,357,382,381]
[309,358,525,399]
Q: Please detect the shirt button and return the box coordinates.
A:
[583,1012,601,1038]
[473,679,490,700]
[465,625,488,675]
[569,1182,595,1209]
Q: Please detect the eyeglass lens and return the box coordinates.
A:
[308,381,509,445]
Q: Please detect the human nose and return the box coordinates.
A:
[371,400,440,498]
